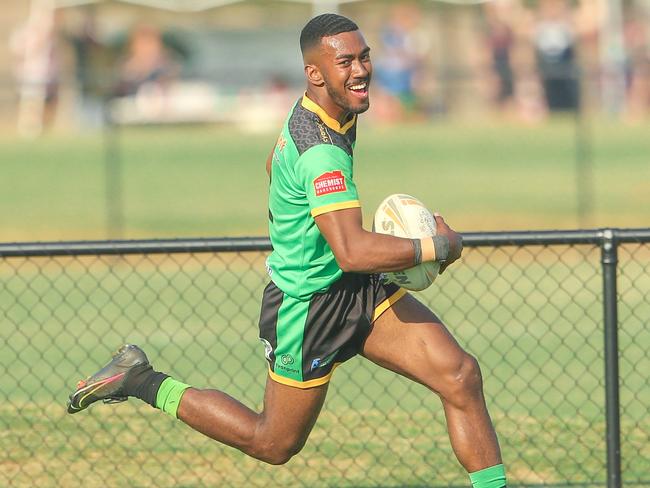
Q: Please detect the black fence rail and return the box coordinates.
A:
[1,228,648,488]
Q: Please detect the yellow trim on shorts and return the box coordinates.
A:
[311,200,361,217]
[268,363,341,389]
[372,287,407,323]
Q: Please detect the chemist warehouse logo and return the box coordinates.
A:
[313,170,347,197]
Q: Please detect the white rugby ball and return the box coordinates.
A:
[373,194,440,291]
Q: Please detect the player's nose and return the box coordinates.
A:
[351,59,369,79]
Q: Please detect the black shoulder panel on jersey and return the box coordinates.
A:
[288,102,356,157]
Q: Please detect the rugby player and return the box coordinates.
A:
[67,14,506,488]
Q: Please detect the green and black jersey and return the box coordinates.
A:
[266,95,361,300]
[260,94,407,388]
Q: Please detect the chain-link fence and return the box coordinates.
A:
[1,230,648,488]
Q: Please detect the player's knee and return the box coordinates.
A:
[436,352,483,404]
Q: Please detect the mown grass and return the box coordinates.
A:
[0,118,649,241]
[3,400,648,488]
[1,246,648,487]
[1,118,648,486]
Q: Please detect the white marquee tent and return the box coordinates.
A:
[16,0,627,136]
[52,0,493,12]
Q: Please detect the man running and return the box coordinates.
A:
[67,13,506,488]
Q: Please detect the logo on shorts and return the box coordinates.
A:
[276,353,299,374]
[280,354,294,366]
[313,170,347,197]
[310,349,339,371]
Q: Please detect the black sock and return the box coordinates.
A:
[122,364,169,408]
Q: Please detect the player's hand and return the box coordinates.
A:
[434,213,463,274]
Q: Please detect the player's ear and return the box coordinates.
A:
[305,64,324,87]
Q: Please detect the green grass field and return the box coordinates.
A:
[1,119,648,487]
[1,118,649,242]
[1,246,648,487]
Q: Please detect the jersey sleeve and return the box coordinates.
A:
[295,144,361,217]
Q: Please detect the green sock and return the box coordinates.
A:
[469,464,507,488]
[155,377,191,419]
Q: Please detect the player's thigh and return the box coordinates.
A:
[361,293,474,395]
[258,375,329,449]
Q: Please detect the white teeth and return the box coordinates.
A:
[350,83,367,90]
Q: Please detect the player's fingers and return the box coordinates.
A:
[433,212,447,229]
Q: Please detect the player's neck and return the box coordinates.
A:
[304,88,352,126]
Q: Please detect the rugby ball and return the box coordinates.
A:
[373,194,440,291]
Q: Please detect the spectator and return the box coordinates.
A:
[482,2,517,112]
[68,6,109,128]
[533,0,580,112]
[374,3,425,120]
[623,6,650,120]
[115,24,179,97]
[10,6,62,136]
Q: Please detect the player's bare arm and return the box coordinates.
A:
[315,207,463,273]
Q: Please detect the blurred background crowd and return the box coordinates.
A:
[1,0,649,137]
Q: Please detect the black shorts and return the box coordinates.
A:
[258,273,406,388]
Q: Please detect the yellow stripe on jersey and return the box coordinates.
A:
[311,200,361,217]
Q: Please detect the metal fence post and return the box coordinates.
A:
[103,97,124,240]
[601,228,622,488]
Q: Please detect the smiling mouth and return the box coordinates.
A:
[348,81,369,98]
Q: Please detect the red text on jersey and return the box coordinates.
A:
[314,170,347,196]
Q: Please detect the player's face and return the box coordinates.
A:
[319,30,372,116]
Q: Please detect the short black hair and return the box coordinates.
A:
[300,13,359,55]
